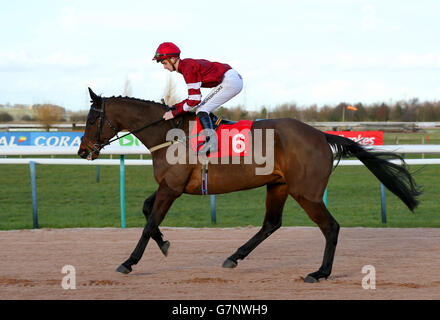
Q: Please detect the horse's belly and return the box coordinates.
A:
[183,164,284,195]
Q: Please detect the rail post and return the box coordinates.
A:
[120,155,126,228]
[323,187,328,207]
[380,183,387,223]
[29,161,39,229]
[210,195,216,223]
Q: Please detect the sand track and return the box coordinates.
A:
[1,227,440,300]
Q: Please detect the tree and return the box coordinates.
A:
[401,98,419,122]
[375,103,389,121]
[332,103,349,121]
[419,101,436,121]
[0,112,13,122]
[260,106,268,119]
[302,104,318,121]
[271,103,300,119]
[162,74,180,106]
[352,103,367,121]
[124,77,133,97]
[317,105,333,121]
[390,102,403,121]
[21,114,34,122]
[34,104,66,130]
[70,111,88,123]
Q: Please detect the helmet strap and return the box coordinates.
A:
[169,57,179,71]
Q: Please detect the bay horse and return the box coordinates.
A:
[78,88,422,283]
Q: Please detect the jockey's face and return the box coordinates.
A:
[161,57,178,72]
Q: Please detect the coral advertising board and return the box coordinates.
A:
[0,132,145,148]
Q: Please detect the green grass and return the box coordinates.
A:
[0,162,439,230]
[1,130,439,230]
[383,130,440,145]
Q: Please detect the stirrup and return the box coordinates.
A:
[197,138,218,156]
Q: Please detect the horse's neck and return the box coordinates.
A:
[134,112,195,151]
[112,100,164,149]
[114,100,196,150]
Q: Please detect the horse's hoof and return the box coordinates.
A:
[116,264,132,274]
[303,275,319,283]
[160,241,170,257]
[222,258,237,268]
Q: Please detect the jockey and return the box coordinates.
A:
[153,42,243,155]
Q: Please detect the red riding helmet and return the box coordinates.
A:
[152,42,181,62]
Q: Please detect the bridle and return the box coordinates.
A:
[81,98,179,160]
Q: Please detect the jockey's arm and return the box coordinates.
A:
[170,63,203,117]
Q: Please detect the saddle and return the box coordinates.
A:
[197,114,251,195]
[190,114,253,159]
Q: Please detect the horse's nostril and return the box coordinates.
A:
[78,149,87,159]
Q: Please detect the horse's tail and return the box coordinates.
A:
[324,133,423,212]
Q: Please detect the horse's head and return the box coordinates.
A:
[77,88,119,160]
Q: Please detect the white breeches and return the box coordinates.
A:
[196,69,243,114]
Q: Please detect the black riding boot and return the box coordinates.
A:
[197,111,218,155]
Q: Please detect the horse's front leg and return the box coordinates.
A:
[142,191,170,257]
[116,181,181,274]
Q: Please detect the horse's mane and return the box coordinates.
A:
[106,95,198,119]
[107,95,168,110]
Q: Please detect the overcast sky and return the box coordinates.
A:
[1,0,439,111]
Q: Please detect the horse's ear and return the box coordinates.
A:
[88,87,99,102]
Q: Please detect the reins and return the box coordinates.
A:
[86,97,182,156]
[105,117,166,148]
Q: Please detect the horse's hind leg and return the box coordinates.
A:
[294,196,340,283]
[223,183,288,268]
[142,191,170,257]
